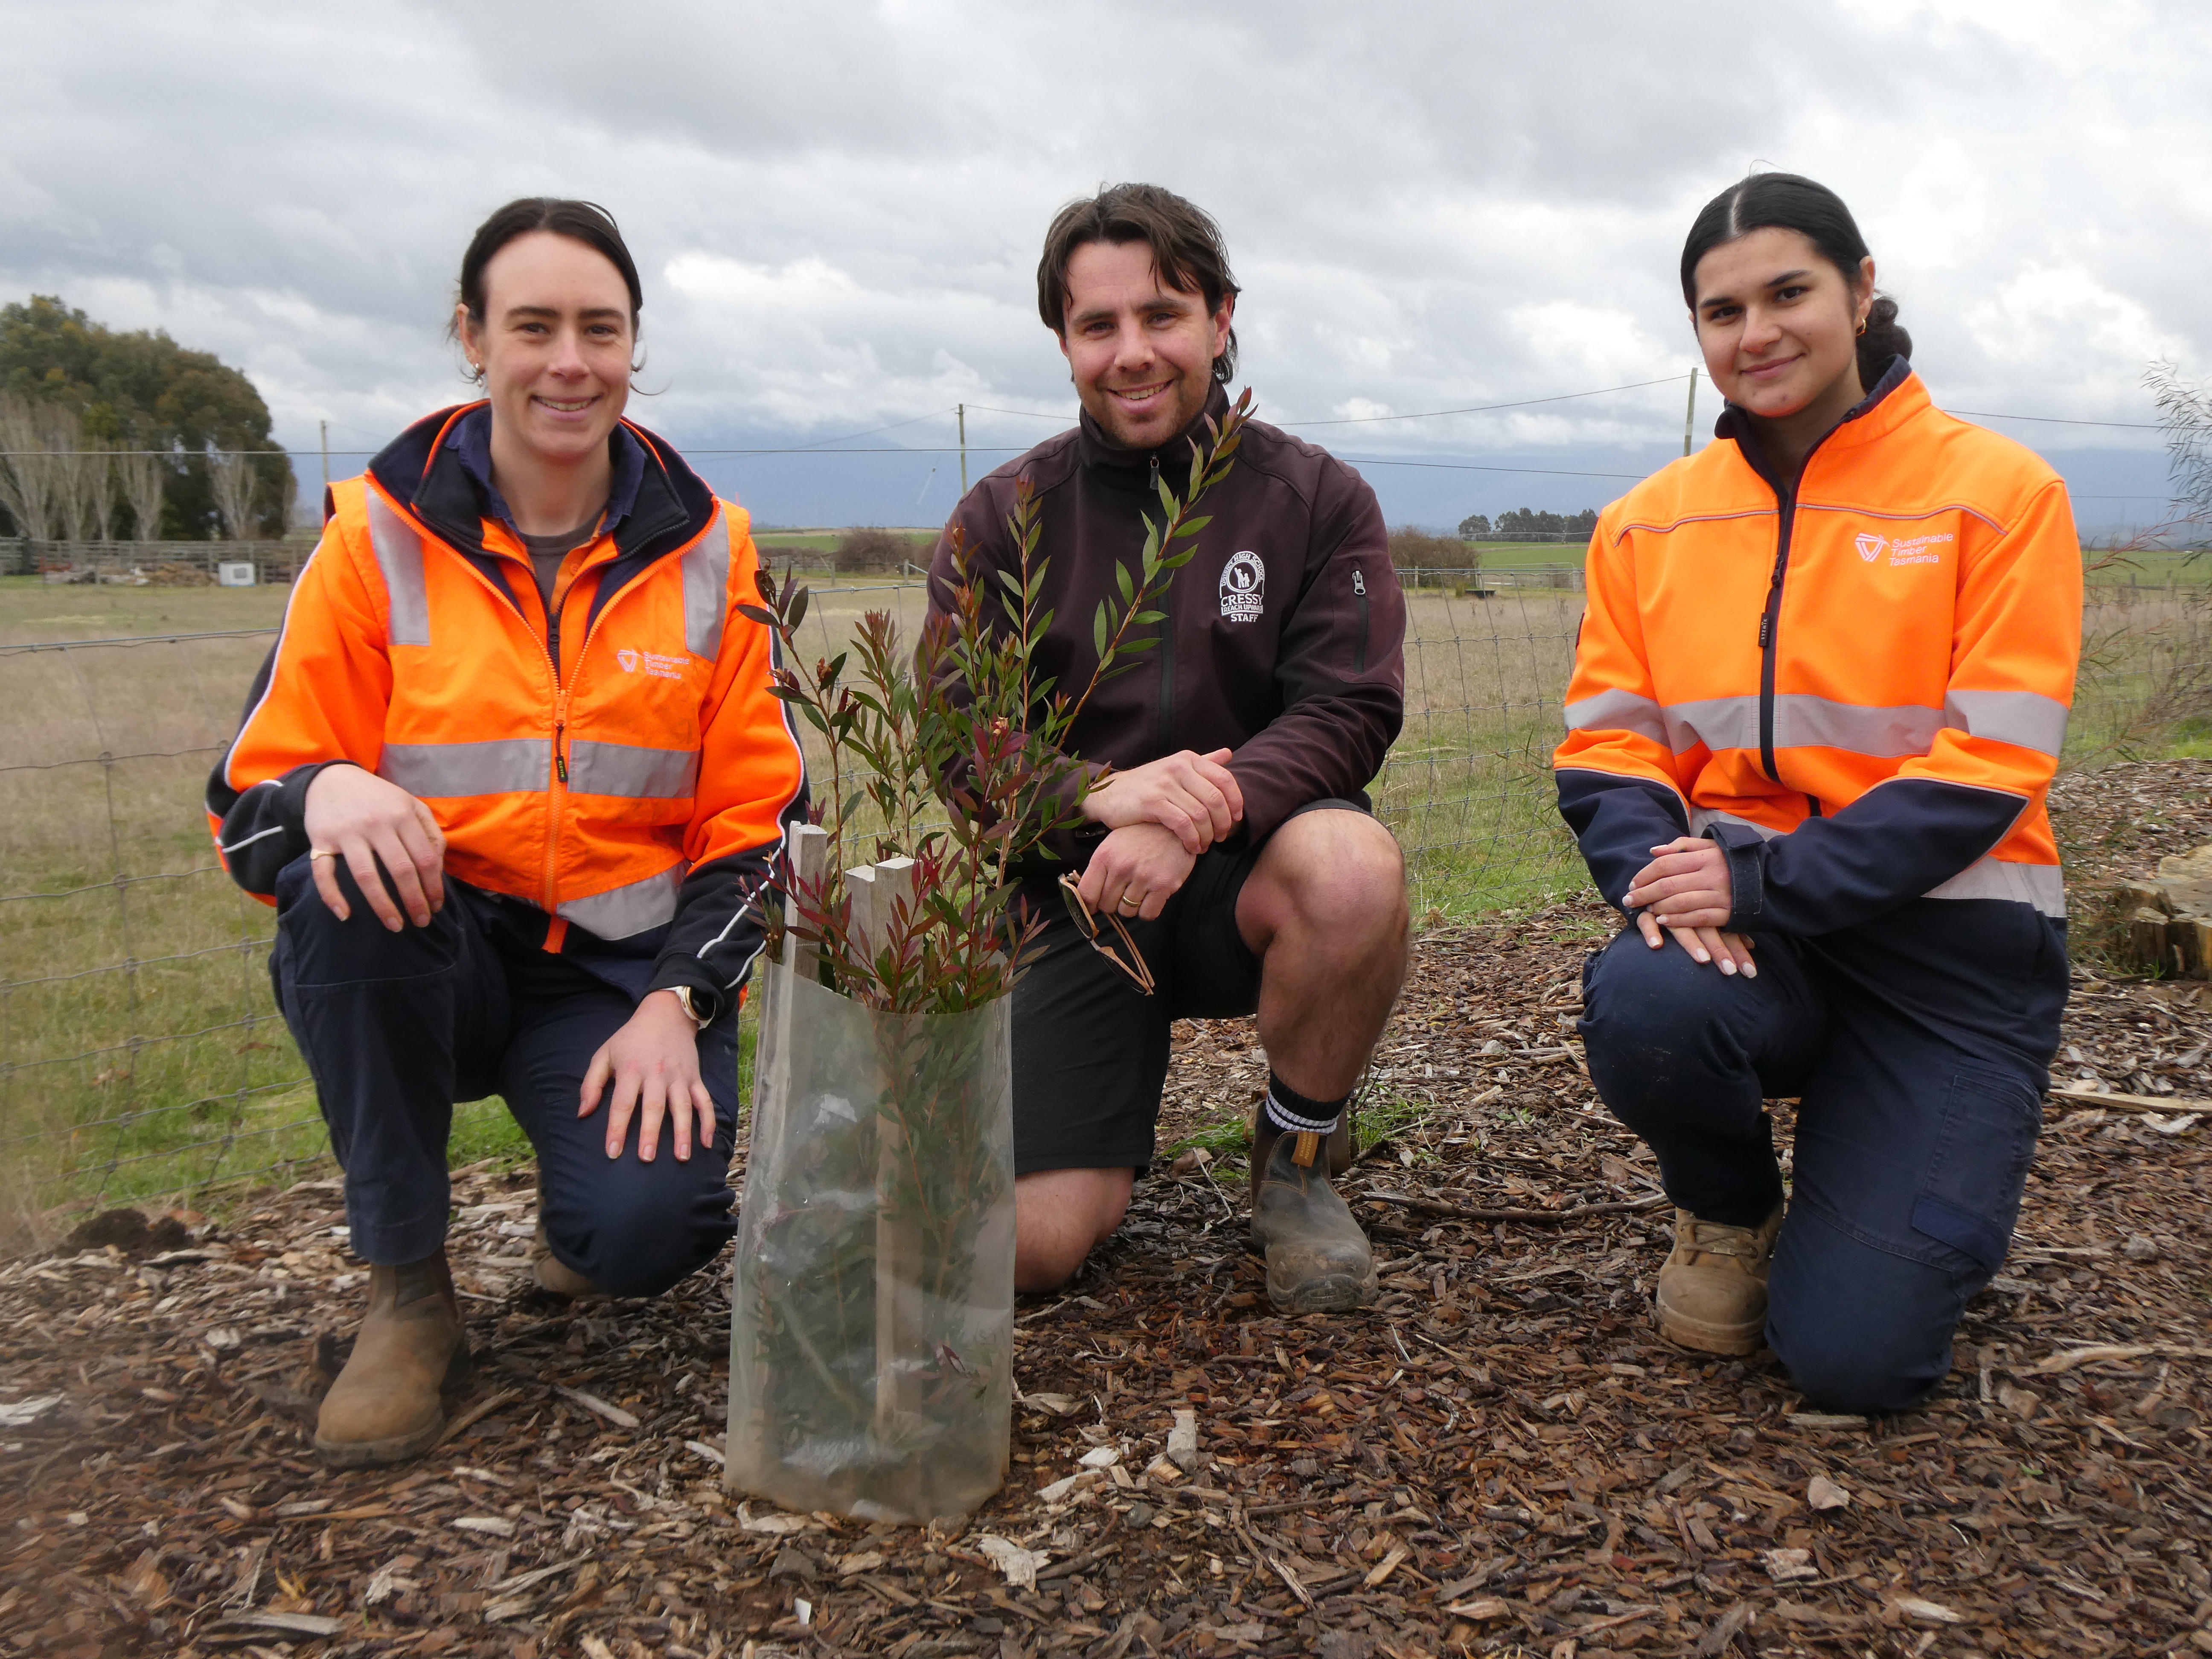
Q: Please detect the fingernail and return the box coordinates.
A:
[1719,959,1736,975]
[1694,951,1709,962]
[1742,963,1758,978]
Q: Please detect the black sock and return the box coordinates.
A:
[1262,1072,1349,1137]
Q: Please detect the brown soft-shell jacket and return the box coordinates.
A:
[928,383,1406,873]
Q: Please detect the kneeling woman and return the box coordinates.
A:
[208,199,806,1464]
[1555,173,2078,1413]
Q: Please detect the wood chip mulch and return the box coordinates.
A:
[4,762,2209,1659]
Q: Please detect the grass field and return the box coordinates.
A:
[0,554,2203,1227]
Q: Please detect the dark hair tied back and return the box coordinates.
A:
[450,198,645,361]
[1681,171,1909,390]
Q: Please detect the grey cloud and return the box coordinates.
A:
[3,0,2206,525]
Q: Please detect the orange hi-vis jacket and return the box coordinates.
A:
[207,405,808,1016]
[1553,362,2081,936]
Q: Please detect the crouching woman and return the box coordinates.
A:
[1554,172,2080,1414]
[206,198,806,1464]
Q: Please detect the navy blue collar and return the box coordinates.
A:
[446,404,647,540]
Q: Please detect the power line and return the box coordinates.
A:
[1948,409,2163,431]
[1340,457,1648,482]
[1281,375,1693,427]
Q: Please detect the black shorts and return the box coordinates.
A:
[1010,799,1364,1176]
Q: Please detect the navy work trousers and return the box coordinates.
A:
[1578,898,2067,1415]
[269,854,739,1295]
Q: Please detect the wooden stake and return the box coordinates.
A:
[847,856,924,1449]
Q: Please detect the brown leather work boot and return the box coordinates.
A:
[530,1217,602,1300]
[1655,1203,1784,1356]
[1251,1125,1378,1314]
[313,1251,469,1467]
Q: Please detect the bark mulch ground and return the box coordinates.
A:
[4,762,2209,1659]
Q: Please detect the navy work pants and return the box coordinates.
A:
[1578,898,2067,1414]
[269,855,739,1295]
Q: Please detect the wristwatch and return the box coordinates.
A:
[669,985,717,1029]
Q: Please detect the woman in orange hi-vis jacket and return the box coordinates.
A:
[205,199,807,1466]
[1554,173,2080,1414]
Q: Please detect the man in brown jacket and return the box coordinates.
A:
[928,183,1410,1313]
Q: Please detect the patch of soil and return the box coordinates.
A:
[3,764,2207,1658]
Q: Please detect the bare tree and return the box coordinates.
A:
[0,394,66,542]
[207,448,260,541]
[2145,359,2212,540]
[45,406,97,542]
[114,445,169,541]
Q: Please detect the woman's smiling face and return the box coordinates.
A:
[1691,225,1872,423]
[458,230,634,469]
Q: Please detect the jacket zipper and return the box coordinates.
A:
[1146,452,1174,752]
[541,575,570,913]
[1352,568,1370,673]
[1755,430,1845,814]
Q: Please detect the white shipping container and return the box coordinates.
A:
[217,562,257,588]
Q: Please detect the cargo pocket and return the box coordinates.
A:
[1909,1062,2041,1275]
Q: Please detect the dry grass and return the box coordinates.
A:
[0,568,2203,1222]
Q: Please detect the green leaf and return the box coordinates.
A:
[788,586,811,630]
[1091,606,1109,658]
[1115,560,1135,605]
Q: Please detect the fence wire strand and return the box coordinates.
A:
[1,566,2203,1228]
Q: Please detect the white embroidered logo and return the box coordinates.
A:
[615,646,687,681]
[1854,533,1888,563]
[1219,550,1265,623]
[1886,531,1953,567]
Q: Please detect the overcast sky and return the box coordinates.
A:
[6,0,2206,529]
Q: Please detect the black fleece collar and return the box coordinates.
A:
[366,405,717,621]
[1075,379,1234,489]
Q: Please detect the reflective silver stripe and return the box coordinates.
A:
[1638,692,2062,761]
[1774,695,1941,757]
[681,507,727,659]
[559,863,685,939]
[1687,807,1781,841]
[568,738,699,800]
[1925,857,2066,917]
[378,738,550,797]
[365,492,431,648]
[1663,695,1761,755]
[1943,690,2069,757]
[1563,688,1667,745]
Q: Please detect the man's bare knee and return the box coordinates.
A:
[1014,1168,1132,1292]
[1244,811,1407,951]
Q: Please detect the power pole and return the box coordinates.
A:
[957,404,969,498]
[1682,369,1699,457]
[320,419,330,491]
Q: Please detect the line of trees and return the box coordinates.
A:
[1458,507,1600,540]
[0,296,294,542]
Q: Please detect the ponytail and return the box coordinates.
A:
[1857,293,1911,389]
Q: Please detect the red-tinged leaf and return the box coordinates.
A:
[735,602,777,628]
[787,585,811,630]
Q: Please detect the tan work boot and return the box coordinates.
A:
[1251,1125,1378,1313]
[313,1252,469,1467]
[530,1217,602,1300]
[1655,1203,1784,1356]
[1245,1100,1356,1177]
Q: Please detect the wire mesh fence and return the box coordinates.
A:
[1,564,2204,1230]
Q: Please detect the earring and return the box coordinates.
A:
[1854,318,1868,337]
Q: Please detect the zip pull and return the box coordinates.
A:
[1353,569,1366,596]
[554,691,571,785]
[1147,454,1160,492]
[1758,615,1772,648]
